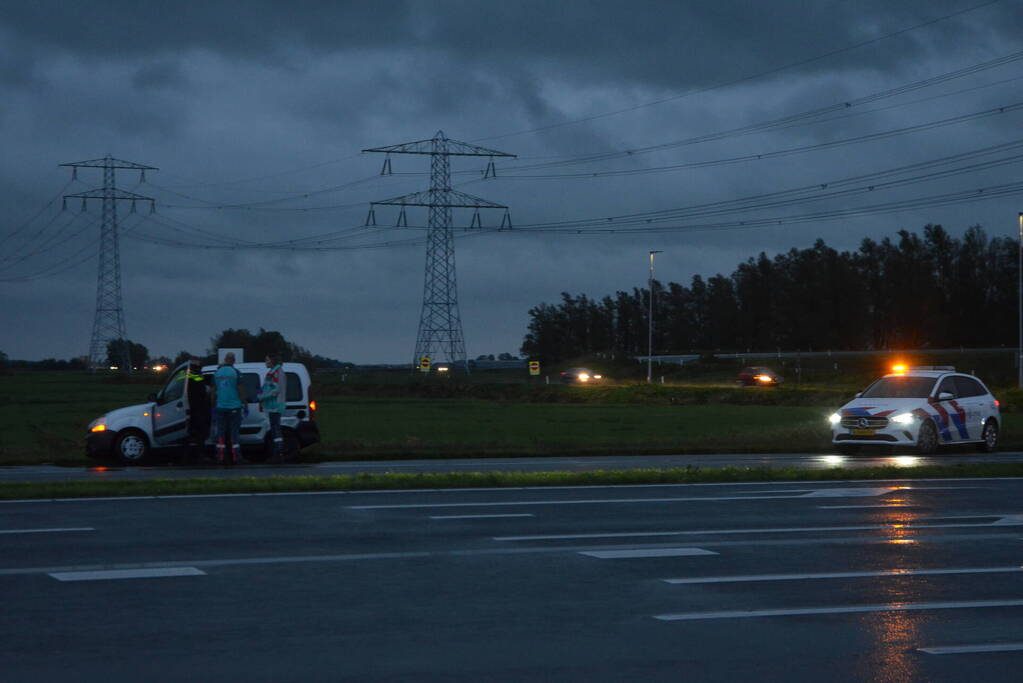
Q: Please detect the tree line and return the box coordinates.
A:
[520,225,1018,362]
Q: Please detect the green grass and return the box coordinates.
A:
[315,397,833,458]
[2,370,1021,466]
[2,462,1023,500]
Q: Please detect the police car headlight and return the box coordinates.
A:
[87,417,107,432]
[828,412,841,425]
[891,413,915,425]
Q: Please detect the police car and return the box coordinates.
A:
[86,360,320,464]
[829,366,999,455]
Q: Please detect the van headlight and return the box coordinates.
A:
[891,413,915,425]
[828,412,841,425]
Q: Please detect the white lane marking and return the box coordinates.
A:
[348,488,897,510]
[493,515,1023,541]
[429,514,535,520]
[0,479,997,505]
[918,643,1023,655]
[654,599,1023,621]
[992,514,1023,525]
[801,488,894,498]
[581,548,718,559]
[0,527,94,535]
[49,567,206,581]
[663,566,1023,584]
[817,504,913,509]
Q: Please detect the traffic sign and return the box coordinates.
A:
[419,356,431,373]
[528,360,540,376]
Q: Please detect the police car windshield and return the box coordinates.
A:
[861,376,936,399]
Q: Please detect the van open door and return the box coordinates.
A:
[152,362,190,447]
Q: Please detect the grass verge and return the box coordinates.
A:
[3,462,1023,500]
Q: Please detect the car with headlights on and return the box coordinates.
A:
[828,366,999,455]
[737,366,783,386]
[559,367,603,384]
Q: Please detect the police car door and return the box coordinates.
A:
[934,376,968,442]
[152,362,190,446]
[953,376,986,440]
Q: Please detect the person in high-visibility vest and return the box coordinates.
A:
[183,358,211,464]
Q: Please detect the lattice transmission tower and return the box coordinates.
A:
[61,155,157,370]
[364,132,514,371]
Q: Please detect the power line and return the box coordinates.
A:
[472,0,1008,142]
[494,101,1023,180]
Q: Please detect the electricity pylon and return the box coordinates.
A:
[364,131,514,371]
[61,155,157,371]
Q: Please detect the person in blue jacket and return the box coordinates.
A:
[210,352,247,465]
[258,353,288,463]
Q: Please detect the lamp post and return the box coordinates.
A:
[647,250,663,384]
[1018,213,1022,388]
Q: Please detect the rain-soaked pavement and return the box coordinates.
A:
[2,450,1022,482]
[2,477,1022,680]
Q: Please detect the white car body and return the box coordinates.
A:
[86,360,319,463]
[830,370,999,452]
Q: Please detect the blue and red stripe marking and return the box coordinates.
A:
[948,400,970,439]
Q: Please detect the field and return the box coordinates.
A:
[1,370,1018,465]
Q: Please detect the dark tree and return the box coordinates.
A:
[106,339,148,369]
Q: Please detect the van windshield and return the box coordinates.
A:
[861,376,936,399]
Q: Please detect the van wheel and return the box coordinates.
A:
[916,420,938,455]
[978,420,998,453]
[114,430,150,465]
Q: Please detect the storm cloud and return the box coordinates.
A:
[2,0,1022,362]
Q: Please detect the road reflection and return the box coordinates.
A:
[817,455,923,468]
[855,508,926,682]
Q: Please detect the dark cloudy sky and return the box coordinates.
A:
[2,0,1022,363]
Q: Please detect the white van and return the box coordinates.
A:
[86,361,320,464]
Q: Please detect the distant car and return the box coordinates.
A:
[737,367,783,386]
[828,366,1000,455]
[560,367,603,384]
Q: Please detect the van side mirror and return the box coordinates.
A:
[147,393,158,402]
[938,391,954,401]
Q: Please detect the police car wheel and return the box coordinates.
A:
[978,420,998,453]
[915,421,938,455]
[114,430,150,465]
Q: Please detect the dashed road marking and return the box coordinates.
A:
[817,504,914,509]
[493,515,1023,541]
[429,514,535,520]
[50,567,205,581]
[918,643,1023,655]
[0,527,94,535]
[581,548,717,559]
[662,566,1023,584]
[349,487,899,510]
[654,599,1023,621]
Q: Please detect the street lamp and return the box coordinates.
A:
[647,250,663,384]
[1018,212,1022,388]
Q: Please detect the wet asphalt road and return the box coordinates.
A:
[2,450,1023,482]
[2,478,1023,681]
